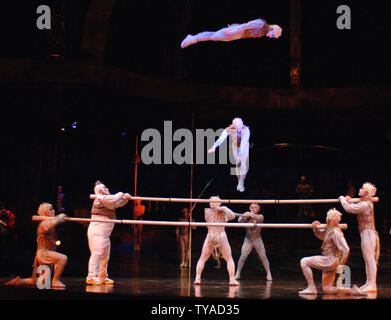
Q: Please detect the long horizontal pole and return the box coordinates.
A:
[32,215,347,229]
[89,194,378,204]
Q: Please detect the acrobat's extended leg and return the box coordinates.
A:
[235,237,252,279]
[322,270,366,295]
[194,235,213,285]
[253,238,272,281]
[219,233,239,286]
[181,28,242,48]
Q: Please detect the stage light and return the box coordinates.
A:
[71,121,77,129]
[56,240,61,246]
[121,132,126,136]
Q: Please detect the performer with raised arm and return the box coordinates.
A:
[339,182,380,292]
[5,203,68,288]
[235,203,272,281]
[86,181,131,285]
[208,118,250,192]
[299,208,365,296]
[194,196,240,286]
[181,18,282,48]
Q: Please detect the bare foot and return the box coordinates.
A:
[351,284,367,296]
[299,287,317,294]
[5,276,21,286]
[362,285,377,293]
[229,279,240,286]
[181,35,196,48]
[193,279,201,285]
[359,283,368,290]
[266,274,273,281]
[52,280,66,288]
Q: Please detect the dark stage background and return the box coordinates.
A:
[0,0,391,281]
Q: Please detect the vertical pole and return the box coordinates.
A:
[188,111,195,273]
[134,136,138,196]
[290,0,302,88]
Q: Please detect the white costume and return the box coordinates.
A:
[299,209,365,296]
[194,196,239,285]
[86,181,130,285]
[339,182,380,292]
[209,118,250,192]
[181,18,282,48]
[235,204,272,281]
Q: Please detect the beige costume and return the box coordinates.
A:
[235,210,272,281]
[194,199,239,285]
[339,195,380,292]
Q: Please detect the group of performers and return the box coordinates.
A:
[189,181,379,297]
[2,18,382,297]
[4,179,379,297]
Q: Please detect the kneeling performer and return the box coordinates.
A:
[299,208,365,295]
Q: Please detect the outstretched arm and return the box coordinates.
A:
[98,192,130,210]
[40,214,67,233]
[208,129,229,153]
[339,196,367,215]
[219,206,240,221]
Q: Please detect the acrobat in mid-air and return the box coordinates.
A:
[208,117,250,192]
[299,208,366,296]
[181,18,282,48]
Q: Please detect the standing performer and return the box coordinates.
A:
[299,208,365,295]
[5,203,68,288]
[86,181,131,285]
[339,182,380,292]
[235,203,272,281]
[194,196,240,286]
[176,207,196,268]
[133,200,145,252]
[208,117,250,192]
[181,18,282,48]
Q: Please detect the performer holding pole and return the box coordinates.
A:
[181,18,282,48]
[208,117,250,192]
[86,181,131,285]
[339,182,380,292]
[235,203,272,281]
[6,203,68,288]
[299,208,365,296]
[194,196,240,286]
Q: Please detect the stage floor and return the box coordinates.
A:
[1,228,391,304]
[1,272,391,301]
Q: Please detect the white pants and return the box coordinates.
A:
[87,215,115,280]
[360,229,378,287]
[236,237,271,277]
